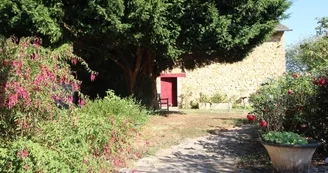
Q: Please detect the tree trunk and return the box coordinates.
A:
[123,47,143,95]
[145,49,159,109]
[149,76,159,109]
[108,47,159,108]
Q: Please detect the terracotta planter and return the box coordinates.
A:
[261,140,321,173]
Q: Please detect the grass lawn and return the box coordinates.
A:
[132,108,249,156]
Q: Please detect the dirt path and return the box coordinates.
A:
[118,110,262,173]
[131,125,258,173]
[120,110,328,173]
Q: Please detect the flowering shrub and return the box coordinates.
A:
[0,36,96,139]
[303,69,328,147]
[248,73,315,133]
[0,36,149,172]
[0,106,148,172]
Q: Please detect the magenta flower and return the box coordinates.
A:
[90,73,96,81]
[320,78,326,85]
[71,58,77,65]
[21,149,28,159]
[79,99,86,107]
[288,89,293,95]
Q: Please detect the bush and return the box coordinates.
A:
[199,93,228,103]
[79,90,149,125]
[0,91,149,172]
[248,73,315,133]
[303,69,328,147]
[0,36,94,139]
[0,36,149,172]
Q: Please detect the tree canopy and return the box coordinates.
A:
[286,17,328,73]
[0,0,291,106]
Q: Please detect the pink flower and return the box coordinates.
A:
[288,89,293,95]
[246,114,256,121]
[23,121,27,128]
[32,38,41,47]
[320,78,326,85]
[136,153,141,158]
[32,52,38,60]
[72,83,79,91]
[21,149,28,159]
[259,120,267,127]
[71,58,77,65]
[79,99,86,107]
[292,73,298,78]
[66,96,73,103]
[25,68,30,79]
[25,164,29,171]
[146,141,150,146]
[90,74,96,81]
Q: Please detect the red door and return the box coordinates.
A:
[160,77,177,106]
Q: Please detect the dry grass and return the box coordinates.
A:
[132,109,248,156]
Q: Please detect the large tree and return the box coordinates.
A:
[0,0,291,107]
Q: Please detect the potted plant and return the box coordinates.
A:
[247,73,321,173]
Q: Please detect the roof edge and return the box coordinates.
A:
[275,24,292,32]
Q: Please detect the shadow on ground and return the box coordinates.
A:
[134,125,274,173]
[153,110,186,117]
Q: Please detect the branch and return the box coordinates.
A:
[61,22,78,37]
[106,55,130,74]
[135,47,143,73]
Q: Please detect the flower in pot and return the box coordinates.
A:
[247,73,321,173]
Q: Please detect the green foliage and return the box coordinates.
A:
[286,17,328,73]
[303,69,328,148]
[0,138,85,173]
[0,0,291,104]
[0,36,148,171]
[79,90,149,125]
[0,90,149,172]
[0,36,94,139]
[249,73,315,132]
[263,131,308,145]
[0,0,64,43]
[283,17,328,149]
[210,93,228,103]
[199,93,228,103]
[199,94,210,103]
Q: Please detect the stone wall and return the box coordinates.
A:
[157,31,286,108]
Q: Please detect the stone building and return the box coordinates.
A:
[157,24,291,108]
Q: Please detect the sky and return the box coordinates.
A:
[280,0,328,47]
